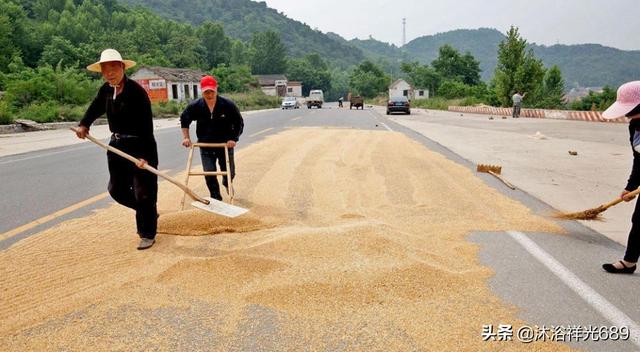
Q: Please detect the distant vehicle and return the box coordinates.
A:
[306,90,324,109]
[386,96,411,115]
[349,96,364,110]
[281,96,300,109]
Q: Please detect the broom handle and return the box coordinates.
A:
[70,128,209,205]
[602,187,640,210]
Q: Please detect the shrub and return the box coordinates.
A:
[411,97,450,110]
[152,100,186,116]
[225,90,280,111]
[0,100,13,124]
[16,101,60,123]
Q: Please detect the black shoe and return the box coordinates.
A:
[137,238,155,250]
[211,194,222,201]
[602,261,636,274]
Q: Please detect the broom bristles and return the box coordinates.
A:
[553,206,606,221]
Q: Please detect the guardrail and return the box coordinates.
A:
[448,106,627,123]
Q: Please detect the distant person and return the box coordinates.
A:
[180,76,244,201]
[74,49,158,250]
[338,96,343,108]
[512,91,526,118]
[601,81,640,274]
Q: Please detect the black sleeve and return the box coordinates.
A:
[180,103,194,129]
[79,86,107,128]
[229,102,244,142]
[626,151,640,191]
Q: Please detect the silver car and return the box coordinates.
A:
[281,96,300,109]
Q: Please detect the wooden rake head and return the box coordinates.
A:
[477,164,502,175]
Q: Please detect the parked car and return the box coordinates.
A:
[350,96,364,110]
[386,96,411,115]
[281,96,300,109]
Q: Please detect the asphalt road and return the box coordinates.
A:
[1,103,639,351]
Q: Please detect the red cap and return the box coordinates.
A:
[200,75,218,92]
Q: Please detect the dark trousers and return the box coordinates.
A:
[107,138,158,239]
[625,199,640,262]
[200,147,235,199]
[512,104,521,118]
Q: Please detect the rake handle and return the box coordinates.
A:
[602,187,640,210]
[70,127,209,205]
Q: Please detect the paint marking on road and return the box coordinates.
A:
[249,128,274,138]
[0,167,174,243]
[507,230,640,348]
[291,116,302,121]
[0,144,94,166]
[0,192,110,242]
[379,122,393,131]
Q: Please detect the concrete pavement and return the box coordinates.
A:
[385,107,634,246]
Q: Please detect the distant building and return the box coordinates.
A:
[388,79,428,100]
[287,81,303,97]
[564,87,603,102]
[255,74,302,97]
[131,66,206,103]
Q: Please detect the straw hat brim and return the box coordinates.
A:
[86,59,136,73]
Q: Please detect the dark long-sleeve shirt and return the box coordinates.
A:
[626,119,640,191]
[80,75,157,161]
[180,96,244,143]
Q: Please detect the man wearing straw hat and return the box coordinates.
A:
[74,49,159,250]
[180,75,244,201]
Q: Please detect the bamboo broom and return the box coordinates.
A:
[555,187,640,220]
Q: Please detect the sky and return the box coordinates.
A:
[262,0,640,50]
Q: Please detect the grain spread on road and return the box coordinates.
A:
[0,128,571,351]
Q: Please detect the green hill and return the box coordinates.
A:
[381,28,639,88]
[119,0,365,68]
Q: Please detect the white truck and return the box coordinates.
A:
[306,90,324,109]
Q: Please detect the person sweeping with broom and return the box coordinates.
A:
[601,81,640,274]
[74,49,159,250]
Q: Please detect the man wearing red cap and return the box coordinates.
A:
[180,76,244,200]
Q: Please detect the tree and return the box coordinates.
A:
[197,21,232,69]
[349,60,390,99]
[165,26,206,68]
[230,40,248,66]
[541,65,565,108]
[287,54,331,96]
[494,26,545,107]
[431,44,481,85]
[210,64,256,93]
[38,35,80,68]
[400,61,441,97]
[249,31,287,74]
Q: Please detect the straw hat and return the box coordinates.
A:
[86,49,136,73]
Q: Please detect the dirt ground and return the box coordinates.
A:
[0,128,574,351]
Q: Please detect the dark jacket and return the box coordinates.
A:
[80,75,157,162]
[180,96,244,143]
[626,119,640,191]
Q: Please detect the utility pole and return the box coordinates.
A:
[402,18,406,47]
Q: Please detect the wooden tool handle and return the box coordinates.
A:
[70,128,209,204]
[487,170,516,190]
[602,187,640,210]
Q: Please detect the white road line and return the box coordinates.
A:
[379,122,393,131]
[507,230,640,348]
[249,127,274,138]
[0,144,94,165]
